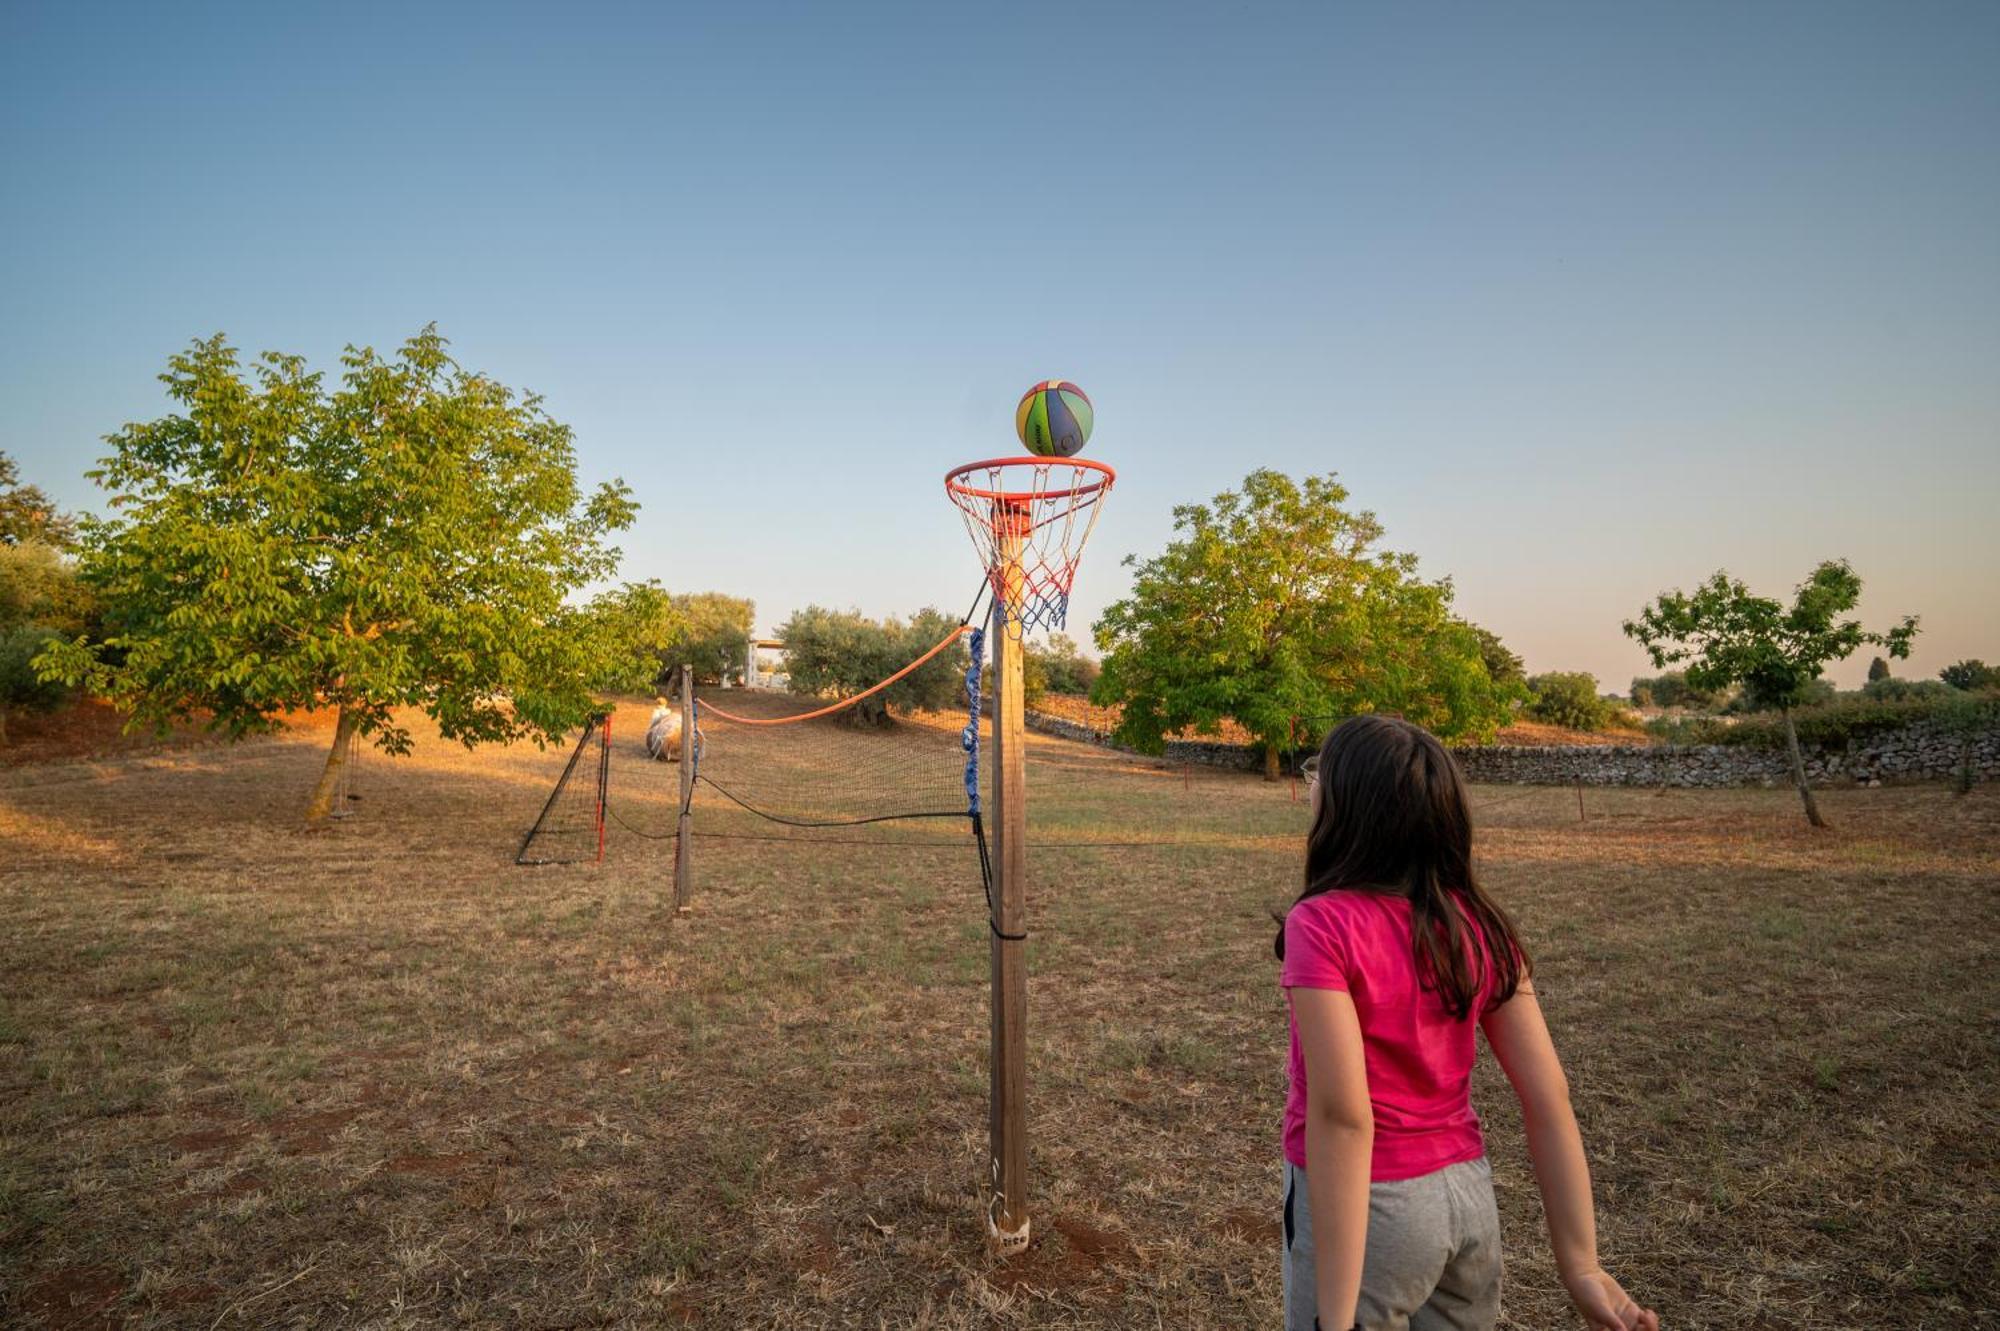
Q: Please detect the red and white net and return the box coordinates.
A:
[946,458,1115,635]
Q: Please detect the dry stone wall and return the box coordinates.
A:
[1024,712,1999,788]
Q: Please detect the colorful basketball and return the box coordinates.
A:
[1015,380,1094,457]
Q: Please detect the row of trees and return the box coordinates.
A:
[1073,469,1939,826]
[12,329,1976,832]
[0,452,94,743]
[1632,658,1992,712]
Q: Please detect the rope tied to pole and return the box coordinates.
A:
[696,625,973,727]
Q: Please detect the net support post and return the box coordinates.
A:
[987,513,1031,1256]
[673,664,694,914]
[596,714,611,863]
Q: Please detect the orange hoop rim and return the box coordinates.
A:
[945,456,1116,504]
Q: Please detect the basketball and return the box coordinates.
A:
[1015,380,1093,457]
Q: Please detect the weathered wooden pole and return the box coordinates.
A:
[673,663,694,913]
[988,502,1031,1254]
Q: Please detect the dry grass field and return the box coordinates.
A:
[2,698,1995,1329]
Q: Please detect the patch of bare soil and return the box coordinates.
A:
[19,1265,125,1329]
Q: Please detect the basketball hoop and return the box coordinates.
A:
[945,457,1115,635]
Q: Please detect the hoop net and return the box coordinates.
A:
[946,458,1114,635]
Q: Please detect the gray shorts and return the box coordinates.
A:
[1281,1156,1502,1331]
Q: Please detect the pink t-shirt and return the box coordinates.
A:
[1281,889,1495,1182]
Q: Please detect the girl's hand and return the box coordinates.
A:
[1562,1267,1658,1330]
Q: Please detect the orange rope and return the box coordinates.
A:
[699,624,973,726]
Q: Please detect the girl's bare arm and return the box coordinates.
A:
[1291,986,1373,1329]
[1481,984,1659,1331]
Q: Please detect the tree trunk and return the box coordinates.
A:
[304,706,361,823]
[1264,743,1281,782]
[1781,707,1826,828]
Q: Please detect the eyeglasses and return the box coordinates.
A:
[1299,755,1320,785]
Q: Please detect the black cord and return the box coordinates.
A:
[972,812,1027,941]
[696,773,971,829]
[961,574,993,630]
[604,803,679,840]
[691,829,971,848]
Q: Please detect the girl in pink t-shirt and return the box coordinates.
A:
[1279,715,1658,1331]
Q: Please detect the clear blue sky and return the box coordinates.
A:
[4,2,1996,688]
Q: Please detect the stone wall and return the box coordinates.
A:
[1022,712,1268,772]
[1024,711,2000,788]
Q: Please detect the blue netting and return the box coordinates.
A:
[1016,593,1069,635]
[962,626,985,816]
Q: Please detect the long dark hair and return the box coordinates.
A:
[1273,714,1526,1019]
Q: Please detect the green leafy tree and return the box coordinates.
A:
[1867,655,1891,683]
[1524,672,1616,732]
[1624,559,1918,827]
[775,605,966,726]
[658,592,754,685]
[36,328,655,822]
[1,625,69,744]
[1939,659,1998,692]
[1092,470,1516,778]
[0,451,77,549]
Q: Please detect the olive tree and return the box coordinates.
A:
[0,451,76,549]
[774,605,966,726]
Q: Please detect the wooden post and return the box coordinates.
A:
[673,664,694,913]
[596,714,611,864]
[987,506,1031,1255]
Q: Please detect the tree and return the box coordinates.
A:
[1630,670,1724,711]
[1939,659,1999,692]
[1524,672,1616,732]
[1624,560,1917,827]
[1,625,69,745]
[1023,633,1099,707]
[1724,675,1835,714]
[1863,676,1958,703]
[1867,655,1891,683]
[774,605,966,725]
[0,451,77,549]
[1092,470,1518,778]
[36,329,656,822]
[1469,625,1526,692]
[0,540,96,637]
[657,592,754,685]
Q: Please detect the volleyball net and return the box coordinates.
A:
[518,618,993,842]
